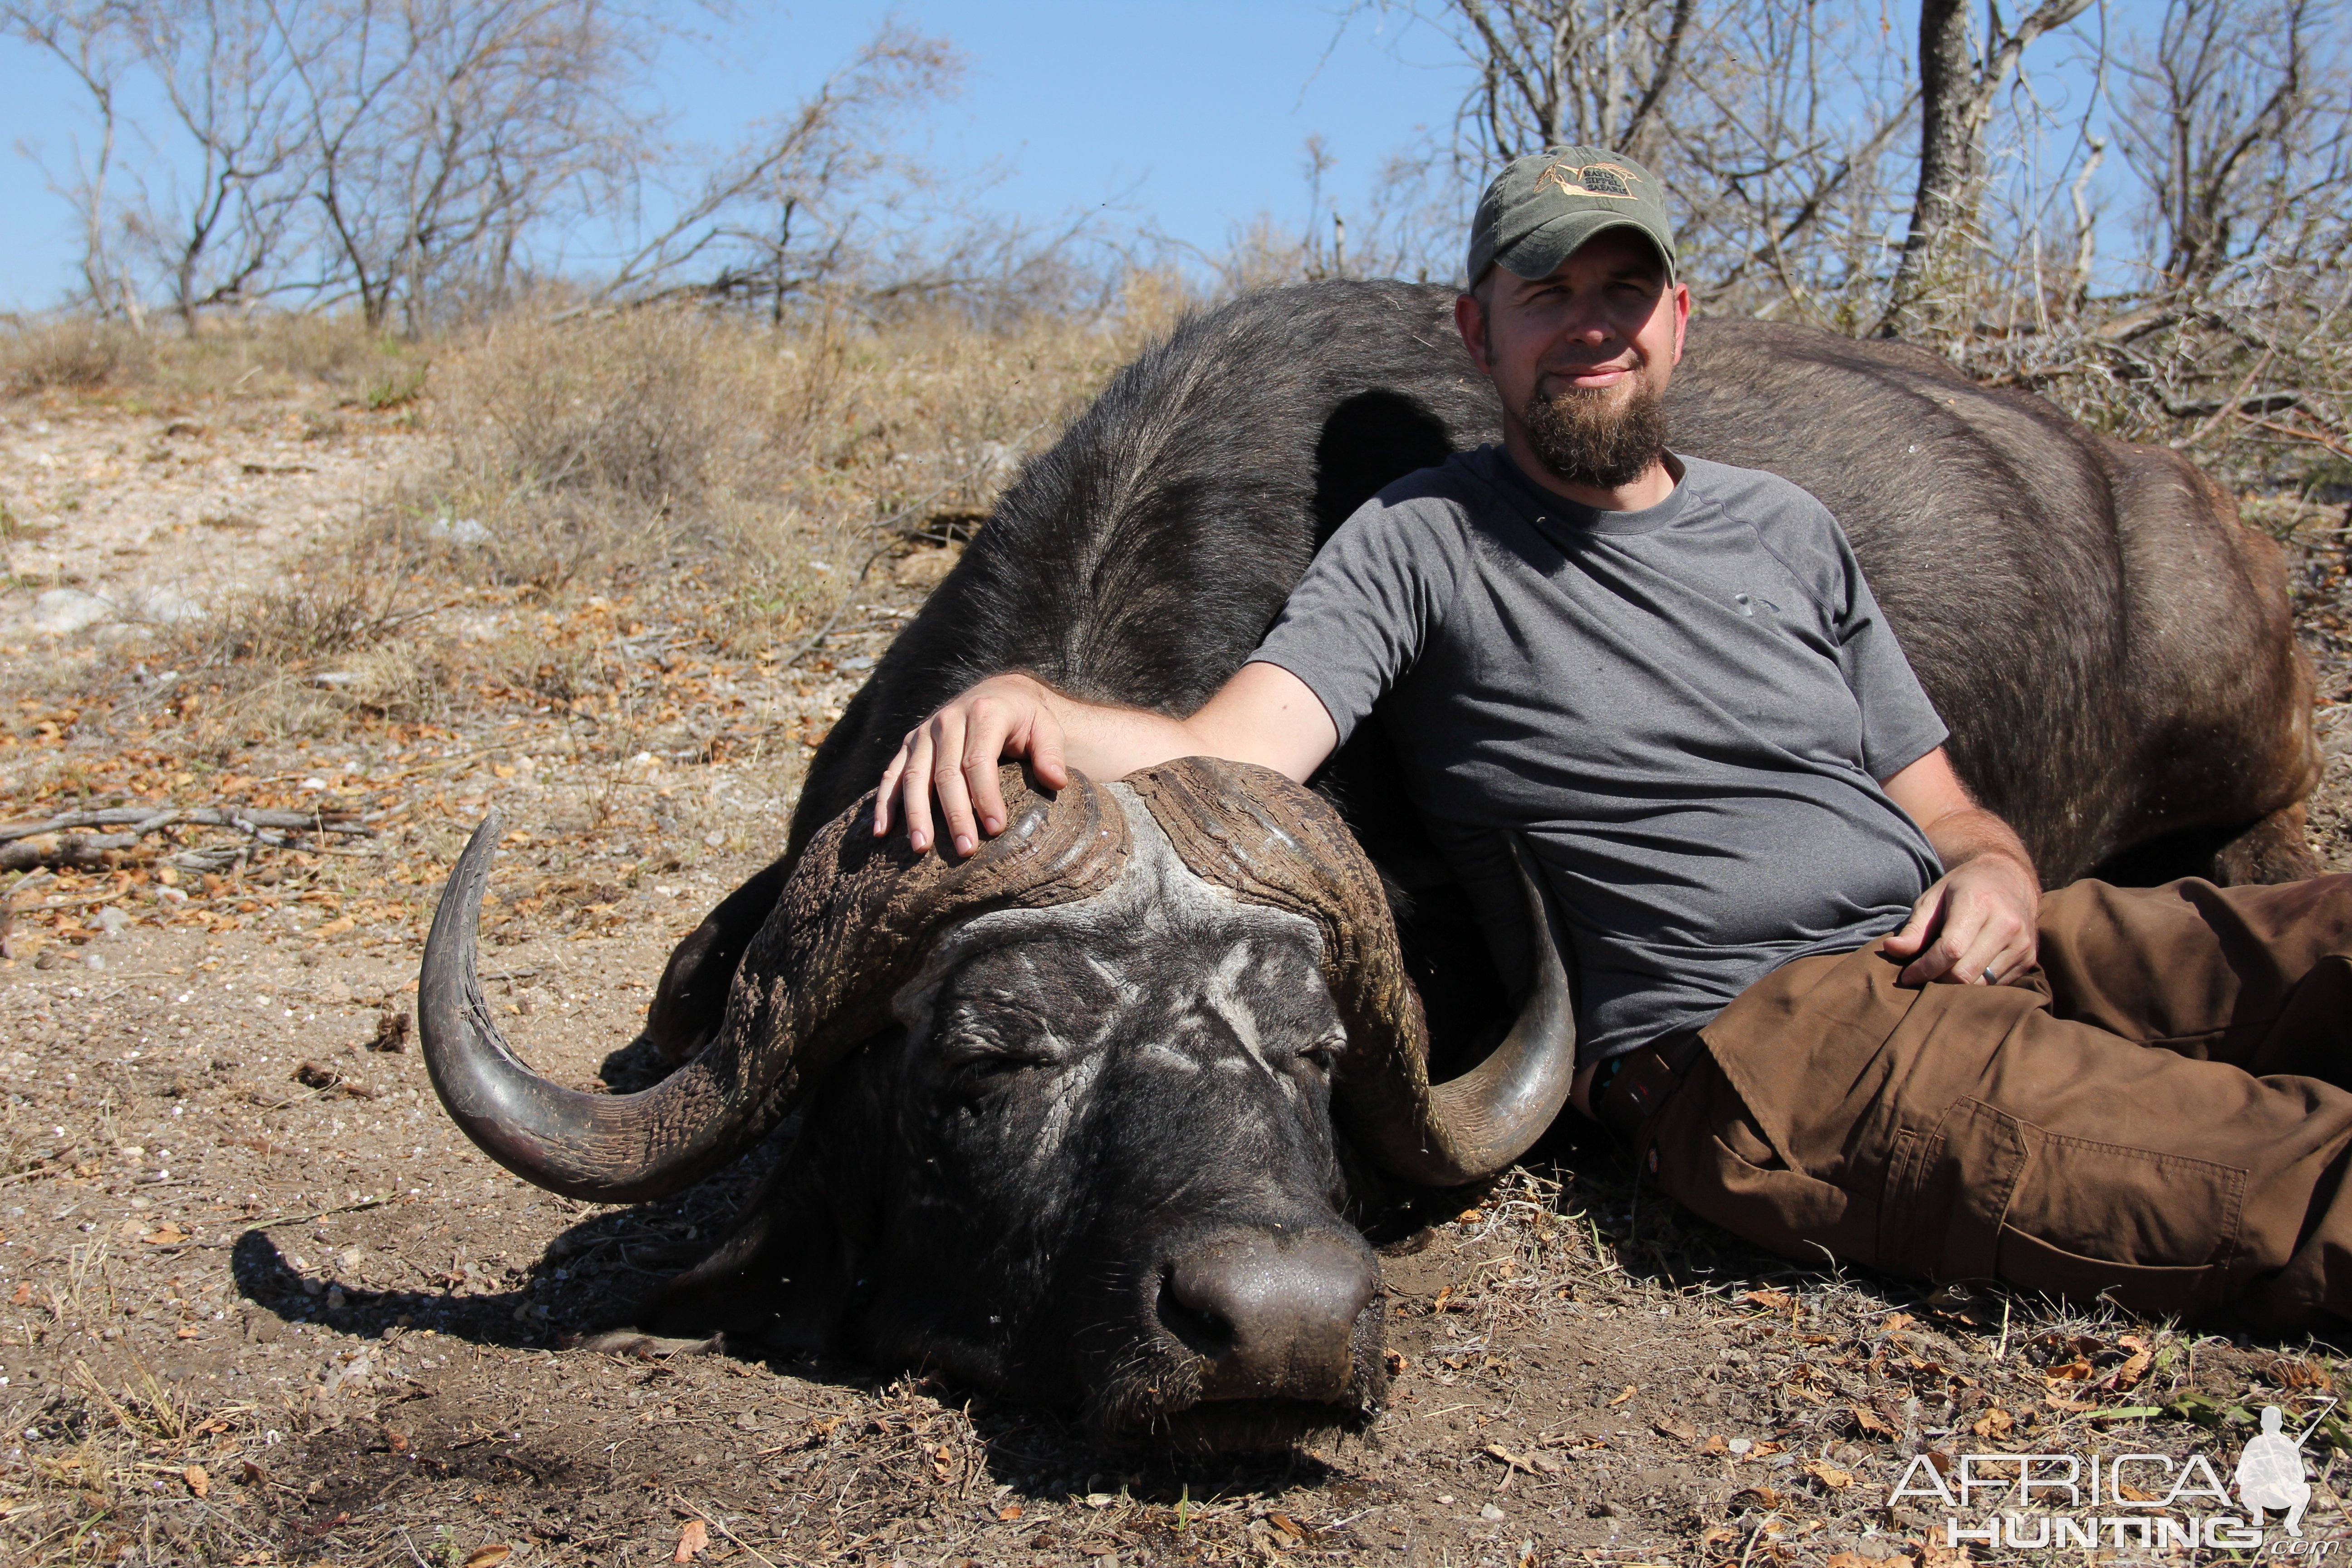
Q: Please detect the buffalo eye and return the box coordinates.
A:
[932,1010,1055,1093]
[1296,1031,1346,1076]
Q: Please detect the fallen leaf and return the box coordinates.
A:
[141,1223,188,1246]
[1653,1416,1696,1442]
[462,1548,511,1568]
[2100,1334,2154,1392]
[1702,1434,1730,1455]
[238,1460,266,1486]
[1268,1511,1303,1540]
[1731,1485,1785,1509]
[1607,1384,1637,1406]
[672,1519,709,1563]
[175,1325,200,1340]
[997,1502,1024,1522]
[1878,1312,1916,1333]
[9,1284,29,1306]
[1826,1555,1881,1568]
[1384,1349,1409,1375]
[182,1465,209,1498]
[1742,1289,1795,1311]
[1973,1406,2015,1439]
[1801,1459,1853,1490]
[1850,1405,1898,1438]
[2117,1480,2158,1502]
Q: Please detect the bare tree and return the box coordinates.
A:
[1879,0,2096,337]
[599,22,962,315]
[119,0,310,329]
[2113,0,2351,294]
[277,0,657,330]
[1386,0,1695,161]
[4,1,144,323]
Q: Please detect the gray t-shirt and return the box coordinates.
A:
[1250,446,1948,1063]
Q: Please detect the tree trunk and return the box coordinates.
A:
[1883,0,1978,337]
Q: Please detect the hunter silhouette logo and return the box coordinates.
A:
[1535,162,1640,200]
[2238,1402,2323,1536]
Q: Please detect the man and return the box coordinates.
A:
[873,147,2352,1329]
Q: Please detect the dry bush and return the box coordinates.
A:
[0,320,153,394]
[0,310,423,408]
[379,287,1186,631]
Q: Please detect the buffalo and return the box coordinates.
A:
[419,281,2318,1449]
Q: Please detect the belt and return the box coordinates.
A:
[1594,1030,1705,1141]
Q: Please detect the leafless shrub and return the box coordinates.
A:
[0,319,152,393]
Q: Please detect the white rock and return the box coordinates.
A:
[427,515,491,545]
[27,588,115,635]
[93,906,133,936]
[138,587,204,624]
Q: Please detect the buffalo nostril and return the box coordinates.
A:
[1163,1230,1377,1403]
[1156,1275,1236,1357]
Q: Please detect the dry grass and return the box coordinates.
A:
[0,314,427,412]
[3,284,1190,789]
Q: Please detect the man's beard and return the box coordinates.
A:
[1519,373,1670,490]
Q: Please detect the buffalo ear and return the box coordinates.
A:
[643,1082,882,1352]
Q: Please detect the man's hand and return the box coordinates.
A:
[1878,746,2041,986]
[875,673,1068,857]
[1879,850,2040,986]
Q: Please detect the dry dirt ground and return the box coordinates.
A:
[3,397,2352,1567]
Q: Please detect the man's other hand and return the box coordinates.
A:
[1879,850,2041,987]
[1878,745,2042,986]
[875,673,1068,857]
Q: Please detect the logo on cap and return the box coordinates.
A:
[1534,161,1641,200]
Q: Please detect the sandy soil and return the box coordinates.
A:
[1,404,2349,1566]
[2,402,421,637]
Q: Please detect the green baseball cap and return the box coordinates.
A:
[1466,146,1678,286]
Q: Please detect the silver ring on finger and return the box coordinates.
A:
[1981,965,1999,986]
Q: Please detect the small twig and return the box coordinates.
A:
[0,806,372,844]
[196,1198,390,1247]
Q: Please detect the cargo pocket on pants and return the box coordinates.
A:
[1881,1097,2244,1317]
[1650,1079,1857,1261]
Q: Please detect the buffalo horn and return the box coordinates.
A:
[1128,756,1576,1186]
[418,769,1130,1203]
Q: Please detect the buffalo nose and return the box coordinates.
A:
[1164,1230,1377,1402]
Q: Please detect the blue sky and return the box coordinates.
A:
[0,1,1475,313]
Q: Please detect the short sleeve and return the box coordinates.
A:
[1828,526,1948,779]
[1247,494,1461,750]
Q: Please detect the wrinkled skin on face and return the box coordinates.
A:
[647,794,1390,1447]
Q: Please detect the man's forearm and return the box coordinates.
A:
[1026,679,1207,781]
[1031,661,1340,786]
[1919,806,2037,886]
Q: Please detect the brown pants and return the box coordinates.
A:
[1643,875,2352,1331]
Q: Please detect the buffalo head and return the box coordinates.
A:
[418,757,1575,1448]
